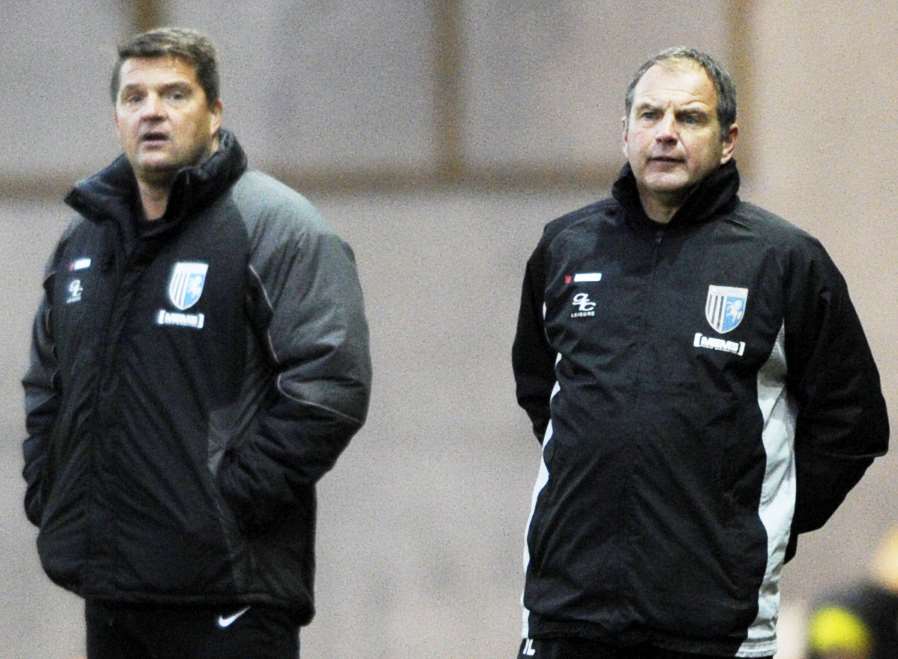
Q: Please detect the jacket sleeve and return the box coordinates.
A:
[512,234,557,442]
[219,204,372,534]
[21,254,61,527]
[783,241,889,560]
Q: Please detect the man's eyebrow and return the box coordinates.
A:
[118,81,192,97]
[677,106,710,115]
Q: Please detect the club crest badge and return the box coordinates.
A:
[167,262,209,311]
[705,285,748,334]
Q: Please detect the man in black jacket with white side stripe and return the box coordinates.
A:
[513,47,888,659]
[22,27,371,658]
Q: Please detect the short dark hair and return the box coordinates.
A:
[625,47,736,141]
[110,27,219,106]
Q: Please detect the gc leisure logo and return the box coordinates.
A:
[570,292,597,318]
[567,272,602,319]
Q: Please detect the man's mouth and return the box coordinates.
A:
[140,131,169,146]
[649,156,683,164]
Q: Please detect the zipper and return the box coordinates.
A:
[85,220,129,590]
[621,222,666,602]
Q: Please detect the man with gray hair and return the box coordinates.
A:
[22,27,371,658]
[512,47,888,658]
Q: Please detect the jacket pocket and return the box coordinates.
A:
[205,412,251,587]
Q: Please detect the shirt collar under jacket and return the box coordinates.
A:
[64,128,248,230]
[611,159,741,229]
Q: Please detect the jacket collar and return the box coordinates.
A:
[611,159,741,228]
[65,129,247,227]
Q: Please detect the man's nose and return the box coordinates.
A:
[140,93,165,119]
[654,112,678,143]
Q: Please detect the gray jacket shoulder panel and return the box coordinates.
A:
[230,170,331,245]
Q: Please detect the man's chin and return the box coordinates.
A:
[642,170,692,190]
[133,161,179,187]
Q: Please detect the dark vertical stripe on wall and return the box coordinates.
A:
[134,0,167,34]
[433,1,465,180]
[728,1,756,181]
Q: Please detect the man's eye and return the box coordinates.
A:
[167,90,187,101]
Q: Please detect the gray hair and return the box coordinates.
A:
[624,47,737,140]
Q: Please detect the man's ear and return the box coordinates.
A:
[720,123,738,165]
[210,99,223,137]
[621,115,629,159]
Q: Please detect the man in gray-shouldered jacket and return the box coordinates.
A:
[22,27,371,658]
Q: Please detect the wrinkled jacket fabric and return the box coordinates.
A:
[513,161,888,657]
[22,130,372,624]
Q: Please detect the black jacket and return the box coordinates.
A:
[22,131,372,624]
[512,161,888,656]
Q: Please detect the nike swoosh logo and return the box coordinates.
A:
[217,606,250,628]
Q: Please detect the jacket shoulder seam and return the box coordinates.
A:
[246,263,281,364]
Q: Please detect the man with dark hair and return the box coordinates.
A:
[22,27,371,658]
[109,26,221,106]
[512,46,888,658]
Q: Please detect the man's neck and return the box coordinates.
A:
[638,192,682,224]
[135,138,221,221]
[641,202,676,224]
[137,180,171,221]
[636,183,698,224]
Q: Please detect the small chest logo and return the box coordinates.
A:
[65,279,83,304]
[570,292,597,318]
[705,285,748,334]
[167,261,208,311]
[564,272,603,284]
[68,257,92,272]
[157,261,208,330]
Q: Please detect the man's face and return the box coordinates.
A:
[114,55,222,188]
[623,61,736,211]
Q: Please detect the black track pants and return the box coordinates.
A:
[517,637,772,659]
[86,600,300,659]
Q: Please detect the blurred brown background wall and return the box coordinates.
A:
[1,2,895,657]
